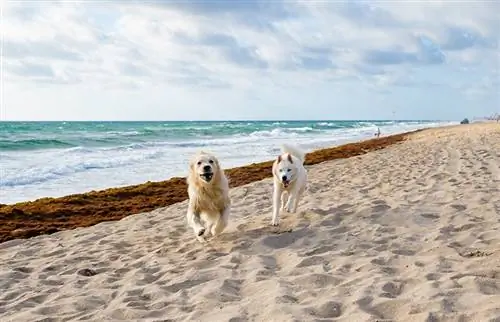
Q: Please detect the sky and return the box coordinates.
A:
[1,0,499,121]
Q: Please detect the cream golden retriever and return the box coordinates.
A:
[186,151,230,243]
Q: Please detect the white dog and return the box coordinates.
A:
[186,151,230,243]
[271,144,308,226]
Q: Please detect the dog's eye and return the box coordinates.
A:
[208,159,214,164]
[287,169,291,172]
[197,161,202,166]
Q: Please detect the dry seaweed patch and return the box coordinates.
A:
[0,130,421,243]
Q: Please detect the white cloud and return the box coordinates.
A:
[2,0,499,120]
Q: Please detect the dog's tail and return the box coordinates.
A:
[281,143,306,164]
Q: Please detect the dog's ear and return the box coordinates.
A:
[286,153,293,163]
[277,155,282,163]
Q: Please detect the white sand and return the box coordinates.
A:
[1,122,499,322]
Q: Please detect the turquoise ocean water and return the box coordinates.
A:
[0,120,454,204]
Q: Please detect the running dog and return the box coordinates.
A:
[186,151,230,243]
[271,144,307,226]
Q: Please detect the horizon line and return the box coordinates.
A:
[0,119,456,122]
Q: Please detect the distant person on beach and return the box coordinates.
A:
[374,127,381,138]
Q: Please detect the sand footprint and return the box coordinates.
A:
[304,300,343,319]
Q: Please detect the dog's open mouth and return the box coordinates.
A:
[282,180,290,188]
[200,172,213,182]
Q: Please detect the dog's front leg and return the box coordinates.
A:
[272,183,282,226]
[289,184,306,213]
[212,206,230,236]
[284,191,294,213]
[186,206,207,243]
[280,191,288,211]
[290,190,303,213]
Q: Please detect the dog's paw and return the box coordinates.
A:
[271,219,280,226]
[197,228,206,237]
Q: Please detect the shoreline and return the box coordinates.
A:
[0,128,424,243]
[1,120,448,205]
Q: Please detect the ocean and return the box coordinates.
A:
[0,120,454,204]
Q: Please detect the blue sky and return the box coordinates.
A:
[2,0,499,121]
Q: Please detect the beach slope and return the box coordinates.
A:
[0,122,499,321]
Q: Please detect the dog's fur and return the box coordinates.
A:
[271,144,308,226]
[186,151,230,243]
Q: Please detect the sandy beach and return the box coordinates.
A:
[0,122,499,321]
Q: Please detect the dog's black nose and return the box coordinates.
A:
[203,165,211,172]
[282,175,287,181]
